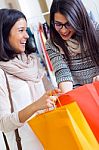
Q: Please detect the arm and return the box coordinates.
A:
[0,70,60,132]
[59,81,73,93]
[46,40,73,93]
[18,91,57,123]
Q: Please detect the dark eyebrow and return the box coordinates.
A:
[18,27,24,29]
[54,21,67,24]
[54,21,62,24]
[18,27,27,30]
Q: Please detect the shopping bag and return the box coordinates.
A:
[28,102,99,150]
[56,81,99,142]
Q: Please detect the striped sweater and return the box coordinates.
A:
[46,39,99,88]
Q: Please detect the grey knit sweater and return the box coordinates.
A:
[46,39,99,88]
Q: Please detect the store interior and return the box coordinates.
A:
[0,0,99,87]
[0,0,99,106]
[0,0,99,149]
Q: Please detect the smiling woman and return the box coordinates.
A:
[53,12,75,41]
[45,0,99,93]
[9,18,29,53]
[0,8,61,150]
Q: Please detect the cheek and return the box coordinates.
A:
[9,37,19,50]
[9,35,16,45]
[70,28,75,35]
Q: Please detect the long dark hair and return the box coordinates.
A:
[0,8,27,61]
[50,0,99,65]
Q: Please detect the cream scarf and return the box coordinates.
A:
[54,38,81,56]
[0,53,45,101]
[66,38,81,56]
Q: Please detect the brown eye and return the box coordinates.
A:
[19,29,23,32]
[54,22,63,30]
[65,22,71,28]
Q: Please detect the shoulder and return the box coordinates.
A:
[45,39,57,49]
[45,39,60,53]
[45,39,53,48]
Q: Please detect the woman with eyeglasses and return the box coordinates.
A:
[46,0,99,93]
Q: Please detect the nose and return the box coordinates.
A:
[61,25,68,31]
[60,26,68,34]
[24,31,29,39]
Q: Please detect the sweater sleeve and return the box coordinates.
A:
[0,69,24,133]
[45,40,73,84]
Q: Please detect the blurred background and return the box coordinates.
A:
[0,0,99,27]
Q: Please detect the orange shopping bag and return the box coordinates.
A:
[57,82,99,142]
[28,102,99,150]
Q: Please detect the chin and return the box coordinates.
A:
[60,32,75,41]
[16,49,25,54]
[61,36,71,41]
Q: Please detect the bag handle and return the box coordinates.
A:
[45,92,62,112]
[50,91,62,108]
[2,71,22,150]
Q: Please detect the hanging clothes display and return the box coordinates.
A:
[42,22,50,39]
[30,22,57,88]
[38,23,57,87]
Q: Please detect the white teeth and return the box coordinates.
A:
[21,42,26,44]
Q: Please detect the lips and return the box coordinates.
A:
[60,31,73,40]
[61,31,71,37]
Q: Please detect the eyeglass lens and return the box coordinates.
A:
[54,21,71,30]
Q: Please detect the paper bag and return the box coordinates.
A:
[57,82,99,142]
[28,102,99,150]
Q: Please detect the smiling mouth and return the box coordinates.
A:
[61,31,71,37]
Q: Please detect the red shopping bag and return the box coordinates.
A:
[56,81,99,142]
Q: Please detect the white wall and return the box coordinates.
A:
[0,0,47,26]
[82,0,99,23]
[0,0,8,8]
[18,0,45,26]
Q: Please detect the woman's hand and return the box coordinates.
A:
[19,88,61,123]
[93,75,99,82]
[35,88,62,110]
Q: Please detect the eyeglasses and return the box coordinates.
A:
[53,21,71,31]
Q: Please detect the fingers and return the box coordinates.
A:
[46,88,62,96]
[47,96,57,108]
[45,88,62,109]
[53,88,61,93]
[49,96,57,102]
[47,98,56,108]
[93,75,99,82]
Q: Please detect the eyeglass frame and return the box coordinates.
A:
[52,21,71,31]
